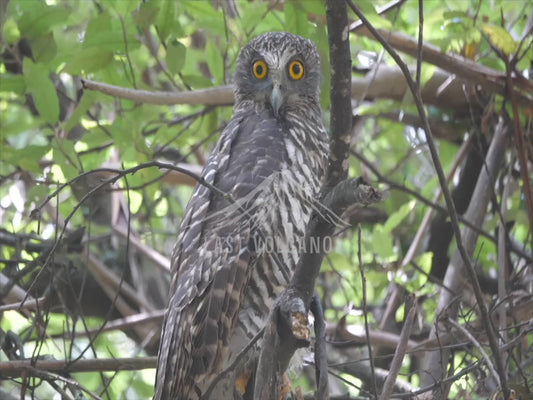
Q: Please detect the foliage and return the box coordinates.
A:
[1,0,532,399]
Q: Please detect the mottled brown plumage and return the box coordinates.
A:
[154,32,328,399]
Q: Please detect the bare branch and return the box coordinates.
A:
[0,357,157,377]
[81,79,234,106]
[379,296,417,400]
[352,27,533,108]
[346,3,511,397]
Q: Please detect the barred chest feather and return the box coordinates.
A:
[199,110,328,397]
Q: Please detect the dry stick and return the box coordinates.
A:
[0,357,157,377]
[379,136,473,343]
[346,1,510,398]
[310,295,329,400]
[401,135,473,268]
[445,318,500,387]
[81,79,234,106]
[351,27,532,109]
[497,172,511,346]
[504,56,533,251]
[379,296,417,400]
[421,120,508,393]
[358,225,378,398]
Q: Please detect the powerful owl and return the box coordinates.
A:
[154,32,329,399]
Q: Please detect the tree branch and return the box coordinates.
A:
[378,296,417,400]
[351,26,533,108]
[81,79,234,106]
[346,2,511,397]
[0,357,157,377]
[420,118,509,396]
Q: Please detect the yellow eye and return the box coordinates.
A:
[288,60,304,80]
[252,60,268,79]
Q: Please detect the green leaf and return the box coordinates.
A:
[63,48,114,74]
[420,64,436,89]
[353,0,392,30]
[83,12,140,53]
[382,200,415,233]
[100,0,138,15]
[205,39,224,83]
[17,3,70,38]
[63,91,98,133]
[3,145,49,174]
[166,40,186,75]
[3,18,20,44]
[285,1,310,36]
[156,0,178,41]
[23,59,59,124]
[32,32,57,64]
[134,2,160,30]
[372,225,394,258]
[0,74,26,94]
[481,24,517,56]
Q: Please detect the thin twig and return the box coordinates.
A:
[346,3,510,397]
[0,357,157,377]
[445,318,500,387]
[358,225,377,398]
[379,296,417,400]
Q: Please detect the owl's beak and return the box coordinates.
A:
[270,83,283,118]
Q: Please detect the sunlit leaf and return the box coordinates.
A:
[3,18,20,44]
[481,23,517,56]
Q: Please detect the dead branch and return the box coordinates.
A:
[81,79,234,106]
[420,119,509,394]
[352,27,533,109]
[0,356,157,377]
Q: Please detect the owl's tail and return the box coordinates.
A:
[153,304,196,400]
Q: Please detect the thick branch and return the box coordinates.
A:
[81,79,234,106]
[0,357,156,377]
[420,119,509,393]
[347,2,511,397]
[325,0,352,188]
[352,27,533,108]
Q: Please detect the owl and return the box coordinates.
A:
[154,32,329,400]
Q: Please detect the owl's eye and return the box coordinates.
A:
[288,60,304,80]
[252,60,268,80]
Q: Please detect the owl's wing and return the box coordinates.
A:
[154,110,287,399]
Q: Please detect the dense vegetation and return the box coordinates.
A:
[1,1,532,399]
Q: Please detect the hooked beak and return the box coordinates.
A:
[270,83,283,118]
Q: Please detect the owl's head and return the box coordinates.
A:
[234,32,322,118]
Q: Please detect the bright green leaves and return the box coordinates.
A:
[64,10,140,75]
[63,49,114,75]
[3,145,49,175]
[351,0,392,30]
[3,18,20,44]
[166,40,186,75]
[205,38,224,83]
[0,74,26,94]
[14,1,70,39]
[481,24,517,56]
[23,59,59,125]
